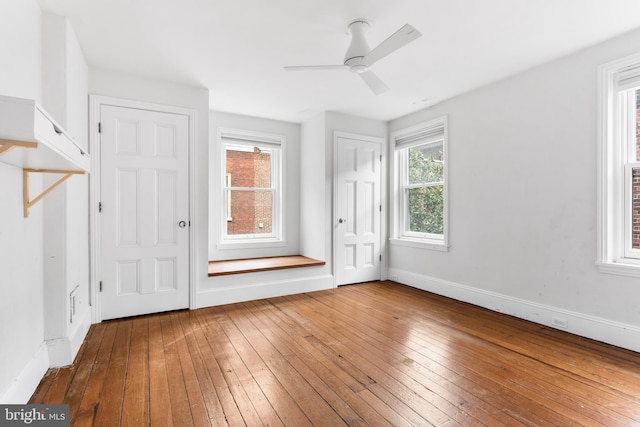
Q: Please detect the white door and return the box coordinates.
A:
[335,133,382,285]
[99,105,190,320]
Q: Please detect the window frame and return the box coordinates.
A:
[217,128,285,249]
[597,53,640,276]
[390,116,449,251]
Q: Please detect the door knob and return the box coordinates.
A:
[338,218,346,224]
[178,220,187,228]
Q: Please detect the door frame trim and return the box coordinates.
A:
[332,131,386,287]
[89,95,197,323]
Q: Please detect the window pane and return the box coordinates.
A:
[409,142,444,184]
[633,167,640,249]
[227,190,273,235]
[636,89,640,162]
[226,147,272,188]
[407,186,443,235]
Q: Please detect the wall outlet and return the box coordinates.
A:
[551,316,568,330]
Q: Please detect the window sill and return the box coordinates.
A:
[208,255,325,277]
[216,240,286,250]
[596,261,640,278]
[389,238,449,252]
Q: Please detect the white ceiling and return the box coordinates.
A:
[36,0,640,123]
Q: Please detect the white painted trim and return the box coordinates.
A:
[596,53,640,276]
[0,343,49,404]
[389,268,640,353]
[333,131,384,286]
[197,275,334,308]
[46,307,91,367]
[595,261,640,278]
[389,238,449,252]
[89,95,197,322]
[46,338,72,368]
[216,127,286,250]
[69,308,91,362]
[390,116,449,249]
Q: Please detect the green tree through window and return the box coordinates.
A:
[407,144,444,235]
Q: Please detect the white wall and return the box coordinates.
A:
[300,113,326,261]
[41,12,91,367]
[388,27,640,352]
[0,0,48,403]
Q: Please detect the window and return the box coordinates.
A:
[391,116,448,250]
[598,53,640,276]
[218,128,284,247]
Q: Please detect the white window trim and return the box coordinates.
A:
[390,116,449,251]
[597,52,640,277]
[217,127,286,250]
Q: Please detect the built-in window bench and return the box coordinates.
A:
[208,255,325,277]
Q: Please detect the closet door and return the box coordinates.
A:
[99,104,190,320]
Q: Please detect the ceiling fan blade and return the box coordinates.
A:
[363,24,422,65]
[359,70,389,95]
[284,65,349,71]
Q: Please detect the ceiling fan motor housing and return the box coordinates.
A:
[344,19,372,73]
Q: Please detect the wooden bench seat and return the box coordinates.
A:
[208,255,325,277]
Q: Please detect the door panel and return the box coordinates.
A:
[335,134,382,285]
[100,105,190,320]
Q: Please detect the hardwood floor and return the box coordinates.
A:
[30,281,640,426]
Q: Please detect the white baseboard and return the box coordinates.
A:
[46,308,91,368]
[0,343,49,404]
[69,308,91,362]
[388,268,640,353]
[197,274,335,308]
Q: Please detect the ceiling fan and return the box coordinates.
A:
[284,19,422,95]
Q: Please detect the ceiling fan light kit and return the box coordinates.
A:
[284,19,422,95]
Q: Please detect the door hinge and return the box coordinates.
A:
[379,254,382,261]
[99,281,103,292]
[98,122,102,133]
[379,204,382,212]
[98,202,102,213]
[380,154,382,162]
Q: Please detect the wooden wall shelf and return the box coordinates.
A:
[0,95,90,217]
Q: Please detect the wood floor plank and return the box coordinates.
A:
[148,314,173,427]
[217,304,308,427]
[122,317,149,427]
[73,320,119,427]
[340,283,640,425]
[195,307,265,426]
[276,294,456,426]
[191,309,246,426]
[94,320,133,427]
[330,285,592,425]
[160,312,195,427]
[304,290,580,424]
[175,310,229,426]
[30,281,640,427]
[223,302,348,427]
[305,288,522,426]
[61,323,106,422]
[168,312,211,426]
[245,299,395,427]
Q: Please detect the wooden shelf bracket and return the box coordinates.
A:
[23,168,85,217]
[0,140,37,155]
